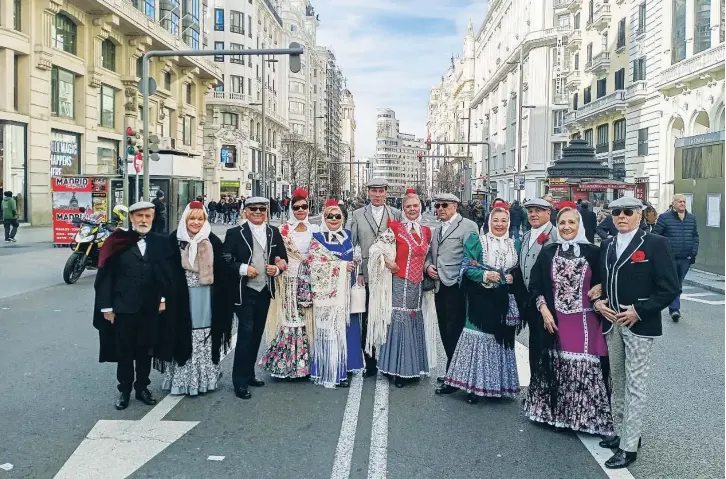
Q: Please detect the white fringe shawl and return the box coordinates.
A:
[365,228,396,358]
[421,289,439,370]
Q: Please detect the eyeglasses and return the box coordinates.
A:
[611,208,637,217]
[292,204,309,211]
[326,214,343,220]
[247,206,267,213]
[434,203,450,210]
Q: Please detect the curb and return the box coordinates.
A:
[683,277,725,295]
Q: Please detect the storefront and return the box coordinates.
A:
[220,179,241,196]
[97,138,120,176]
[50,130,81,178]
[0,121,27,221]
[546,138,612,206]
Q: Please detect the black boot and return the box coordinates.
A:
[135,388,157,405]
[115,392,130,410]
[394,377,405,389]
[435,384,457,395]
[605,449,637,469]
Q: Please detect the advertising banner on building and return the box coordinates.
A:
[51,177,109,244]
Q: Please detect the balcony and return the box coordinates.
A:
[566,30,582,51]
[554,0,569,10]
[585,52,610,75]
[566,0,582,12]
[564,90,627,127]
[613,138,626,151]
[206,91,252,106]
[625,81,648,105]
[595,142,609,154]
[657,44,726,91]
[592,3,612,32]
[566,70,581,91]
[553,92,569,105]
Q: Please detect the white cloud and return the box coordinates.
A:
[313,0,489,158]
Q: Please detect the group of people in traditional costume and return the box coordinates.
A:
[93,179,680,470]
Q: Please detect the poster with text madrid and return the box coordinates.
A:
[51,177,109,244]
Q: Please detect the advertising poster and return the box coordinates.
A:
[51,177,109,244]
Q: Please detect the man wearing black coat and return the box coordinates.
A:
[93,201,191,410]
[579,201,597,243]
[594,196,679,469]
[151,190,167,233]
[223,197,288,399]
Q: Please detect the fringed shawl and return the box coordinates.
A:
[365,228,396,357]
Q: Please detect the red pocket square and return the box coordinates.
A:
[631,250,646,262]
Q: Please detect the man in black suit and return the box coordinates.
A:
[594,196,679,469]
[579,201,597,243]
[223,197,288,399]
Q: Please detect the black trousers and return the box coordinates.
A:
[361,283,376,370]
[115,313,152,394]
[232,287,271,389]
[4,219,18,240]
[435,283,466,369]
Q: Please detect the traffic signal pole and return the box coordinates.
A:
[424,137,490,202]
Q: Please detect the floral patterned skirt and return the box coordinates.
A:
[162,328,220,396]
[523,350,614,435]
[258,324,311,378]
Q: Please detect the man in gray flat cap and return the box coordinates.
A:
[350,177,402,375]
[425,193,479,391]
[595,196,679,469]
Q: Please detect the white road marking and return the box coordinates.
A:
[330,373,364,479]
[680,292,712,297]
[680,294,725,305]
[367,374,389,479]
[515,340,635,479]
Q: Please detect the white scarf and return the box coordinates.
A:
[557,211,590,257]
[321,207,347,243]
[176,203,211,268]
[401,214,422,236]
[287,211,313,231]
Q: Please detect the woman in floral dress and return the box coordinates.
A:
[523,204,614,435]
[259,189,319,379]
[307,199,365,388]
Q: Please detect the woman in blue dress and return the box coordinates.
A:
[307,199,365,388]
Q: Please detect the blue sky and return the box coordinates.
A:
[314,0,490,158]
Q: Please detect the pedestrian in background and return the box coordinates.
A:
[543,194,558,226]
[580,201,597,243]
[152,190,167,234]
[509,200,524,239]
[653,194,699,323]
[3,191,19,243]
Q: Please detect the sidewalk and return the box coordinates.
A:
[684,268,725,294]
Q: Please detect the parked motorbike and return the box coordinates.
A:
[62,207,115,284]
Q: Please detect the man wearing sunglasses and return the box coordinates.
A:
[223,197,288,400]
[595,196,679,469]
[350,177,403,375]
[425,192,479,380]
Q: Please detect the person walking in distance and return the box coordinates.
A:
[652,194,699,322]
[595,196,679,469]
[223,197,288,399]
[3,191,19,242]
[93,201,191,410]
[350,178,403,376]
[425,193,479,381]
[152,190,167,234]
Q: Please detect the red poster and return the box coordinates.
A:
[634,183,647,202]
[52,177,94,244]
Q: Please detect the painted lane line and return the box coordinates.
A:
[330,373,364,479]
[680,294,725,305]
[514,341,530,388]
[367,374,390,479]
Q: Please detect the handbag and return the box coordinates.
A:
[350,265,367,314]
[422,276,436,292]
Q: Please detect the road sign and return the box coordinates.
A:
[138,77,157,96]
[133,152,143,173]
[514,174,525,190]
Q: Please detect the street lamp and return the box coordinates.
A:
[312,104,325,204]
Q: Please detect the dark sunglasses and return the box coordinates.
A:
[612,208,636,217]
[326,214,343,220]
[292,204,309,211]
[434,203,450,209]
[247,206,267,213]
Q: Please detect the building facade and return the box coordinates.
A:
[374,108,426,197]
[340,88,356,196]
[0,0,220,224]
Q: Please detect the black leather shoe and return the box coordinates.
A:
[605,449,637,469]
[671,311,681,322]
[135,388,157,405]
[599,436,641,450]
[115,392,130,410]
[248,377,265,387]
[394,377,405,388]
[338,380,350,388]
[235,387,251,399]
[466,393,479,404]
[436,375,446,383]
[364,367,378,377]
[435,384,457,395]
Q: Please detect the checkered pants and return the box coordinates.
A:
[606,323,655,452]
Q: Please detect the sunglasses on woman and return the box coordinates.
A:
[611,208,636,217]
[434,203,449,209]
[326,214,343,220]
[292,204,309,211]
[248,206,267,213]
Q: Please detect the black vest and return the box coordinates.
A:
[112,246,158,314]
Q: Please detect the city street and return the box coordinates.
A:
[0,219,723,479]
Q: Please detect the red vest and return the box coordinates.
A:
[390,221,432,283]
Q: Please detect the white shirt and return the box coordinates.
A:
[137,237,146,256]
[528,223,550,248]
[371,204,385,226]
[238,222,280,277]
[615,228,639,259]
[440,213,459,237]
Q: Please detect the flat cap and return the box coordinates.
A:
[366,177,388,188]
[523,198,551,210]
[609,196,644,209]
[129,201,155,212]
[244,196,269,207]
[433,192,460,203]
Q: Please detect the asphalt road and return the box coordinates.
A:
[0,214,723,479]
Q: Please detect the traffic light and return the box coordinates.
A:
[289,42,302,73]
[126,127,141,156]
[116,156,124,176]
[149,134,161,161]
[417,152,423,162]
[425,136,431,151]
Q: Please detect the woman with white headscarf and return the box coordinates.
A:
[163,201,233,395]
[437,201,525,404]
[523,203,613,435]
[259,189,319,379]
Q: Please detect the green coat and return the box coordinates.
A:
[2,197,17,221]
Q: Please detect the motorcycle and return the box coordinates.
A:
[62,207,115,284]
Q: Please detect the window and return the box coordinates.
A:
[586,43,593,63]
[596,78,607,98]
[214,8,224,30]
[584,86,591,104]
[230,43,243,64]
[292,123,304,135]
[161,0,179,34]
[613,119,626,150]
[553,110,566,134]
[231,75,244,93]
[214,41,224,62]
[185,83,192,104]
[694,0,712,54]
[672,0,687,63]
[98,85,115,127]
[51,67,74,118]
[13,0,21,31]
[183,116,193,145]
[247,47,252,66]
[13,55,18,110]
[588,0,594,23]
[574,53,579,70]
[632,57,646,81]
[136,56,143,78]
[222,113,238,127]
[637,128,648,155]
[248,15,252,37]
[573,92,579,111]
[135,0,155,19]
[161,107,171,137]
[231,11,244,34]
[596,124,609,153]
[248,78,252,95]
[215,74,224,92]
[163,71,171,90]
[583,128,594,146]
[101,39,116,71]
[289,101,305,114]
[617,18,626,49]
[574,12,580,29]
[615,68,625,90]
[637,2,646,34]
[53,13,77,54]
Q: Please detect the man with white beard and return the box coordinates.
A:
[93,201,191,410]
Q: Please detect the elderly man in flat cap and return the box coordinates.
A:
[594,196,679,469]
[93,201,191,410]
[424,192,479,386]
[223,197,288,399]
[350,177,402,375]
